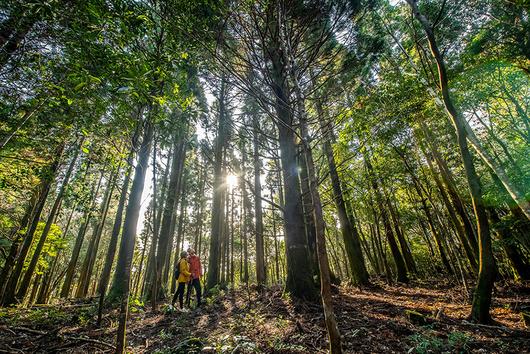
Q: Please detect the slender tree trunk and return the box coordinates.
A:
[113,117,153,353]
[220,185,228,285]
[407,0,496,323]
[133,229,149,298]
[151,133,182,303]
[150,135,159,308]
[16,142,80,302]
[0,182,42,299]
[171,192,187,294]
[2,142,65,306]
[207,76,229,291]
[365,155,408,283]
[386,195,417,274]
[61,171,103,298]
[230,187,235,284]
[252,114,266,288]
[36,204,77,304]
[96,144,135,324]
[416,184,453,274]
[76,172,116,298]
[316,101,369,285]
[297,104,342,353]
[271,190,280,283]
[422,150,479,271]
[240,168,250,285]
[193,165,206,251]
[420,121,479,258]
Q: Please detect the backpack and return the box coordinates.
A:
[174,260,181,279]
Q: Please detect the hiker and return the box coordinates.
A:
[186,248,202,307]
[171,251,191,311]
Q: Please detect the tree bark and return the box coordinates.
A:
[407,0,496,323]
[316,103,369,285]
[75,171,116,298]
[113,117,153,353]
[150,132,184,303]
[2,142,65,306]
[267,32,316,300]
[206,76,229,291]
[252,114,266,288]
[365,154,408,283]
[15,141,80,302]
[96,144,135,324]
[297,98,342,353]
[0,181,42,300]
[60,171,103,298]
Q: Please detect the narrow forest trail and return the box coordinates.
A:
[1,281,528,353]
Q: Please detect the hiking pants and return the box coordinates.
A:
[186,278,202,306]
[172,282,186,309]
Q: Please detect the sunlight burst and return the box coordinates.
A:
[226,174,238,189]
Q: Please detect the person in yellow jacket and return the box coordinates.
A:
[171,251,191,310]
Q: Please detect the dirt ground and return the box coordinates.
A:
[1,280,529,353]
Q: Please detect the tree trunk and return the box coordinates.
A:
[2,142,65,306]
[96,144,135,324]
[386,195,417,274]
[16,142,80,302]
[419,141,479,271]
[252,114,266,288]
[60,171,104,298]
[240,165,250,285]
[407,0,496,323]
[150,132,184,303]
[268,38,316,300]
[298,104,342,353]
[316,101,369,285]
[113,117,153,352]
[230,187,235,284]
[419,121,479,259]
[75,172,116,298]
[171,191,188,294]
[364,154,408,283]
[206,76,229,291]
[0,181,42,300]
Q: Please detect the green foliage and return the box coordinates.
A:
[129,297,145,314]
[210,334,258,354]
[409,331,472,354]
[205,285,226,306]
[158,329,174,340]
[271,339,307,353]
[1,307,71,328]
[76,305,98,326]
[409,333,445,354]
[26,222,65,274]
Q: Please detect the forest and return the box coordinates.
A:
[0,0,529,353]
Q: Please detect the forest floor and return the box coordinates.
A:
[0,280,529,353]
